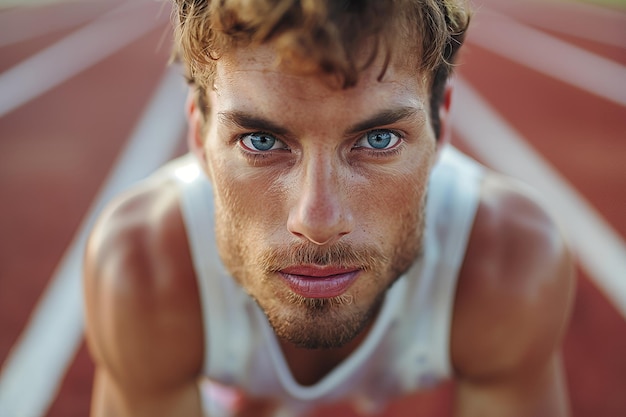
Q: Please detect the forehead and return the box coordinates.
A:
[211,44,429,115]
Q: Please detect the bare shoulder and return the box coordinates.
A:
[83,176,203,396]
[451,171,576,380]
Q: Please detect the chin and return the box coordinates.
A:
[258,289,386,350]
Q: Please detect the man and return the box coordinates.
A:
[83,1,575,416]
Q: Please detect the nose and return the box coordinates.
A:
[287,156,354,246]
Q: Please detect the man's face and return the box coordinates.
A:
[198,45,439,349]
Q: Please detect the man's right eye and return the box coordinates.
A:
[240,132,287,151]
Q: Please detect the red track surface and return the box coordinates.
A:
[0,1,624,416]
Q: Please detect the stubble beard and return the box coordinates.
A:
[266,291,385,349]
[215,199,426,350]
[261,249,389,350]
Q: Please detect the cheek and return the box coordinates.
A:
[210,156,286,240]
[362,173,427,236]
[357,152,433,216]
[210,163,286,279]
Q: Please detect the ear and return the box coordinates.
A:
[436,78,454,153]
[186,88,206,163]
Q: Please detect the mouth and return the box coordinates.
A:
[279,265,361,299]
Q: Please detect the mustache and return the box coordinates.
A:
[257,241,389,273]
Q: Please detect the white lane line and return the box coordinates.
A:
[476,0,626,49]
[468,10,626,107]
[0,0,169,118]
[0,1,115,48]
[508,11,626,50]
[453,78,626,319]
[0,66,187,417]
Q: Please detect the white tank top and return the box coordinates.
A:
[165,145,484,417]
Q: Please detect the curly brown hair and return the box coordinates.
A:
[172,0,471,138]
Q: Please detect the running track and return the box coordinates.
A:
[0,0,624,416]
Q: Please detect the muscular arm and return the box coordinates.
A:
[454,354,569,417]
[451,175,576,417]
[83,181,205,417]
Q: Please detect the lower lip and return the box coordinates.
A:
[279,271,360,298]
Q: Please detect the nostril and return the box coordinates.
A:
[287,210,353,246]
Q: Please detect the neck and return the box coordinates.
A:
[278,314,377,386]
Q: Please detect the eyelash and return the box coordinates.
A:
[240,149,276,164]
[235,129,405,161]
[359,144,404,159]
[234,132,284,165]
[353,129,404,155]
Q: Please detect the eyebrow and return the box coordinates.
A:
[217,105,425,136]
[218,111,291,136]
[346,106,425,134]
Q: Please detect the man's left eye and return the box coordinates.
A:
[355,130,401,150]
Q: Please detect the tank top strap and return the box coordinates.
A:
[427,146,484,377]
[170,155,253,386]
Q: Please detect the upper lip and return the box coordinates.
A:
[280,265,360,278]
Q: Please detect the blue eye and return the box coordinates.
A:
[356,130,401,150]
[240,132,286,151]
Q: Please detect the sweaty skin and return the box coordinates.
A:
[83,44,575,417]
